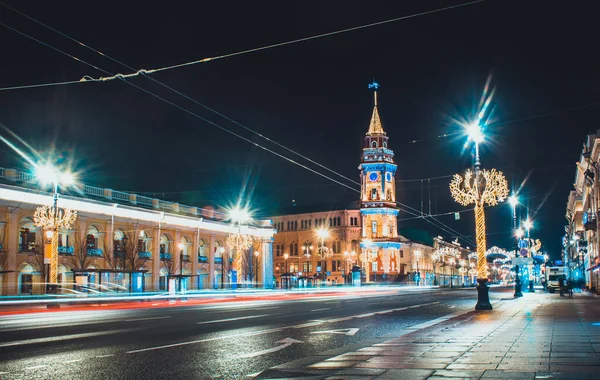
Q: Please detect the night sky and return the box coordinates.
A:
[1,1,599,258]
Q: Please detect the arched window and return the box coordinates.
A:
[138,231,149,253]
[337,217,341,226]
[18,218,37,252]
[383,141,387,148]
[386,189,392,200]
[114,229,126,253]
[180,237,190,256]
[371,141,377,148]
[198,239,206,257]
[160,235,171,254]
[351,240,359,252]
[371,188,377,200]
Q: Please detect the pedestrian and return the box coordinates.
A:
[541,277,546,291]
[567,279,574,298]
[559,278,565,297]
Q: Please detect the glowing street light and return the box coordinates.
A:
[33,163,77,293]
[523,219,533,232]
[516,228,524,239]
[450,118,509,310]
[229,206,251,224]
[508,195,519,207]
[414,250,421,286]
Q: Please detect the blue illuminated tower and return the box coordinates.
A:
[359,82,401,282]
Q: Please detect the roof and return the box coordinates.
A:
[367,105,385,135]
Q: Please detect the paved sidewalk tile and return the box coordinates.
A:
[256,293,600,379]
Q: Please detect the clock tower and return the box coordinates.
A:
[359,82,402,281]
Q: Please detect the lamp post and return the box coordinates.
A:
[414,250,421,286]
[523,219,535,292]
[450,122,509,310]
[219,246,226,289]
[303,242,313,277]
[316,227,330,285]
[284,253,289,289]
[510,195,523,297]
[227,206,252,289]
[33,164,77,294]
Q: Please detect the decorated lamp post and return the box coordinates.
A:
[316,227,331,284]
[33,164,77,292]
[227,207,253,287]
[450,123,509,310]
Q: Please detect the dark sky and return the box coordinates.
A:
[1,1,599,258]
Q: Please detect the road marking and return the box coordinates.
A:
[64,359,83,364]
[238,338,303,358]
[291,322,323,328]
[24,365,48,370]
[127,327,285,353]
[310,308,330,312]
[0,328,138,348]
[197,314,269,325]
[311,328,359,336]
[95,354,115,358]
[125,316,171,322]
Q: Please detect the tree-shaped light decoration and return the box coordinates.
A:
[450,168,509,281]
[226,232,253,282]
[33,205,77,283]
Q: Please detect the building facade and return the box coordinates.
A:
[565,130,600,291]
[0,168,274,295]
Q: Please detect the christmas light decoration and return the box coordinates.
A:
[33,205,77,284]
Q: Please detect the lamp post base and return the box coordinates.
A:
[528,281,535,292]
[475,278,493,310]
[514,265,523,297]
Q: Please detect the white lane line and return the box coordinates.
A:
[310,308,330,312]
[24,365,48,370]
[291,322,323,328]
[0,328,139,348]
[95,354,115,358]
[238,338,303,359]
[127,327,285,353]
[125,316,171,322]
[197,314,269,325]
[64,359,83,364]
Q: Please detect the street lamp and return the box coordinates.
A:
[302,242,313,277]
[283,253,289,289]
[316,227,330,285]
[509,194,523,298]
[32,163,77,293]
[450,121,509,310]
[219,246,226,289]
[227,206,253,288]
[523,219,535,292]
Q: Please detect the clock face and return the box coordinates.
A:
[368,172,379,182]
[385,173,392,182]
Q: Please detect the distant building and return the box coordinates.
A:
[565,130,600,290]
[0,168,274,295]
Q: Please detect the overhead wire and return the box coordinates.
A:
[1,4,480,244]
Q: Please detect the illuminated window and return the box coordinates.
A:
[371,141,377,148]
[372,221,377,234]
[372,261,378,271]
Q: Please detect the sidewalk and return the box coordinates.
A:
[257,292,600,379]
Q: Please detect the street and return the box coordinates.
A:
[0,287,503,379]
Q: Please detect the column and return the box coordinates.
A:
[261,238,274,289]
[5,212,18,295]
[191,230,199,289]
[152,227,161,291]
[209,234,216,289]
[382,249,390,274]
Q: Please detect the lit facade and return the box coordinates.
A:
[0,168,274,295]
[271,210,362,285]
[565,130,600,290]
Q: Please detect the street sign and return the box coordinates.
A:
[326,271,330,276]
[513,257,533,266]
[316,266,321,273]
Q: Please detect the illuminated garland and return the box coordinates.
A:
[450,168,508,280]
[33,205,77,284]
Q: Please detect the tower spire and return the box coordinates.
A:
[367,81,385,135]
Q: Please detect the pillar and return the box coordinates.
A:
[191,230,199,289]
[382,249,390,274]
[209,234,216,289]
[5,212,18,295]
[261,238,274,289]
[152,227,161,291]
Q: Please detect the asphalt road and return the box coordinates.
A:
[0,287,511,379]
